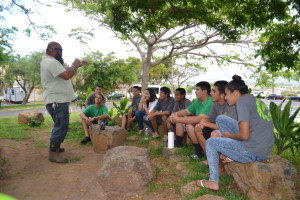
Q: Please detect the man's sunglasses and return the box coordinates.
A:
[55,48,63,52]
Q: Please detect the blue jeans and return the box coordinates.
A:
[135,111,154,132]
[46,102,69,144]
[216,115,239,135]
[206,115,267,182]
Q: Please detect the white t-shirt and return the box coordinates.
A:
[40,55,75,104]
[148,99,158,112]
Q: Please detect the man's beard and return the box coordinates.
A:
[55,54,64,65]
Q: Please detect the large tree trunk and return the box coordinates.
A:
[21,86,34,105]
[141,45,153,92]
[141,61,150,92]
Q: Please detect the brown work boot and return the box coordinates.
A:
[48,150,68,163]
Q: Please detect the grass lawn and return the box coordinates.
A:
[0,113,299,200]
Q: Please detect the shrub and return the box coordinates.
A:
[269,100,300,155]
[113,97,131,117]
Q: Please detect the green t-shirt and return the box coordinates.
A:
[83,104,108,117]
[187,96,213,116]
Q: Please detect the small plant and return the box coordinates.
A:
[108,107,116,119]
[269,100,300,155]
[113,97,131,117]
[28,118,43,127]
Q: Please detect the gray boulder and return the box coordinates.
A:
[98,146,153,199]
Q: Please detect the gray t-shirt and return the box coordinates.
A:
[85,93,106,105]
[131,95,141,111]
[172,98,192,113]
[237,94,274,157]
[40,55,75,104]
[154,97,175,114]
[208,102,237,123]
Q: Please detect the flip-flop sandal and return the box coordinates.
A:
[194,180,218,191]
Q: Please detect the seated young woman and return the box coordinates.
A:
[135,88,158,135]
[194,75,274,191]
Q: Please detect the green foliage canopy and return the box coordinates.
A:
[5,51,43,104]
[74,52,142,94]
[70,0,287,40]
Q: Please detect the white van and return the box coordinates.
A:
[3,86,25,103]
[128,84,163,98]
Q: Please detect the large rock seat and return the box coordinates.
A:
[89,124,126,153]
[18,111,44,125]
[224,155,297,200]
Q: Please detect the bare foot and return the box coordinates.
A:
[194,180,219,191]
[200,160,208,165]
[220,154,234,164]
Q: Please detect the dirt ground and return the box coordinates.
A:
[1,129,298,200]
[0,132,181,200]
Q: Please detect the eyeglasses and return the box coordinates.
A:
[54,48,63,52]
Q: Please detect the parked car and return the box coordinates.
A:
[107,92,125,100]
[267,94,284,100]
[286,96,300,101]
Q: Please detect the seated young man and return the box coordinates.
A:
[167,88,192,145]
[80,95,109,144]
[169,81,213,159]
[145,86,175,139]
[121,86,141,131]
[85,85,106,107]
[195,81,237,164]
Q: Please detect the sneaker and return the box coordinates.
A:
[188,154,200,160]
[80,137,91,145]
[152,132,160,138]
[163,135,168,142]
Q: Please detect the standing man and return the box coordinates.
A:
[41,41,88,163]
[85,85,106,107]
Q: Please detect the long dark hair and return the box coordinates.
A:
[146,88,157,107]
[226,75,248,94]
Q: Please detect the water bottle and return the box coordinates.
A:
[100,121,105,130]
[168,130,174,148]
[144,128,149,140]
